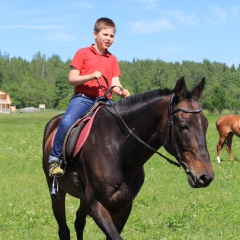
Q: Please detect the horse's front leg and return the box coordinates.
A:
[105,203,133,240]
[89,201,122,240]
[75,200,87,240]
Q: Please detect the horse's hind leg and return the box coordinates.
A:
[75,200,87,240]
[216,136,226,163]
[225,133,237,162]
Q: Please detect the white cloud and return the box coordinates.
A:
[168,11,199,27]
[204,4,240,28]
[128,18,176,34]
[230,5,239,16]
[210,5,228,21]
[164,45,183,54]
[0,25,64,30]
[44,32,76,45]
[135,0,158,4]
[66,2,93,9]
[134,0,159,10]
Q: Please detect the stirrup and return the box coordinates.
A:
[50,176,60,199]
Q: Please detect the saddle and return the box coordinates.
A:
[62,101,105,163]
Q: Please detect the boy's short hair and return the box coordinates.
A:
[94,18,116,33]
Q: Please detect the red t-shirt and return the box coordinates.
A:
[70,45,121,98]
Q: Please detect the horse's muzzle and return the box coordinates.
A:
[187,171,215,188]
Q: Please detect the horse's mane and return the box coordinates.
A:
[113,86,195,113]
[114,88,174,112]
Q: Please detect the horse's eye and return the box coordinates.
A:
[180,124,189,131]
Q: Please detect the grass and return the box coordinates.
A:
[0,111,240,239]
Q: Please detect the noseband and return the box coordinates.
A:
[163,93,202,171]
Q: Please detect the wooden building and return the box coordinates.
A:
[0,90,12,114]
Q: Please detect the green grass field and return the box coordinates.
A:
[0,111,239,240]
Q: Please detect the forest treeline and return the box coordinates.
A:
[1,50,240,114]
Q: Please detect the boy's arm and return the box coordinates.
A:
[68,67,102,86]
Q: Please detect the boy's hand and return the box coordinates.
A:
[120,89,130,97]
[90,71,102,80]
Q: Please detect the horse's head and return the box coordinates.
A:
[164,77,214,188]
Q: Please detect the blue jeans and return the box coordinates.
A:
[49,94,112,163]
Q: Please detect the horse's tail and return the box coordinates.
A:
[222,139,227,148]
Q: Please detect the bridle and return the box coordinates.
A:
[96,76,202,171]
[162,93,202,171]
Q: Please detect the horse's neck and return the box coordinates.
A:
[122,99,167,137]
[121,99,168,167]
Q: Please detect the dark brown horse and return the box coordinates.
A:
[216,114,240,163]
[42,77,214,240]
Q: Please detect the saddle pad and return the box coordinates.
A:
[73,106,101,158]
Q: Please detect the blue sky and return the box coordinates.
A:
[0,0,240,67]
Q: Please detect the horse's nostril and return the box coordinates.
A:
[200,174,209,182]
[199,174,214,186]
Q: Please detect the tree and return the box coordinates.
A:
[204,86,227,114]
[1,49,239,113]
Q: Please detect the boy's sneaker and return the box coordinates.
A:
[49,162,64,177]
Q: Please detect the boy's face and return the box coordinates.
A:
[94,27,115,51]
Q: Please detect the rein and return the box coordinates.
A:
[96,76,202,170]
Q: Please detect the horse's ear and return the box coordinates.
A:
[191,77,205,100]
[174,76,186,102]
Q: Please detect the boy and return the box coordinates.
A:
[49,17,130,177]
